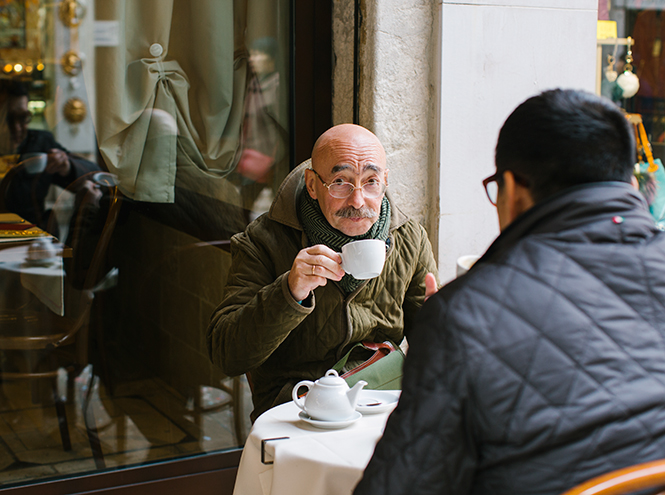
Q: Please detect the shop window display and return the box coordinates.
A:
[600,0,665,226]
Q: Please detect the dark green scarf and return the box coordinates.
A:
[298,186,391,294]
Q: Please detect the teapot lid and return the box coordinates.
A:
[317,369,346,386]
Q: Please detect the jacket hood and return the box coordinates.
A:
[268,158,409,232]
[481,181,657,267]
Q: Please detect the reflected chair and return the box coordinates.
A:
[0,172,122,466]
[0,163,22,213]
[561,459,665,495]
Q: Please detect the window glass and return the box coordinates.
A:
[0,0,289,486]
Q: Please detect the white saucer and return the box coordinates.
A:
[298,411,362,429]
[356,390,400,414]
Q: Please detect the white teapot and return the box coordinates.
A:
[292,370,367,421]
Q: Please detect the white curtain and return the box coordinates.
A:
[95,0,251,203]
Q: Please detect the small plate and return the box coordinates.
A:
[356,390,400,414]
[298,410,362,429]
[92,172,119,187]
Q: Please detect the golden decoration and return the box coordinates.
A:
[58,0,87,28]
[61,51,82,76]
[63,97,87,124]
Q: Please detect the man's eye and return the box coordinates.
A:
[364,179,380,185]
[331,179,348,185]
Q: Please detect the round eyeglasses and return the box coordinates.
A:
[311,168,387,199]
[7,110,32,126]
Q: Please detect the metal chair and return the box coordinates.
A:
[561,459,665,495]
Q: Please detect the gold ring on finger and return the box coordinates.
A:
[312,264,316,276]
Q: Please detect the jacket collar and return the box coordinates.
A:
[268,158,409,232]
[481,181,658,265]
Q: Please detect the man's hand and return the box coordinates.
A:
[75,180,103,209]
[45,149,71,177]
[424,272,437,301]
[288,244,345,302]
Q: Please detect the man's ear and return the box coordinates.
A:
[499,170,534,230]
[304,168,318,200]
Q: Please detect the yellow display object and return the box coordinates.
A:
[626,113,658,173]
[597,20,618,40]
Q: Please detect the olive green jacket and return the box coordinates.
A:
[207,160,438,421]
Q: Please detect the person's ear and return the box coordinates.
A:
[305,168,318,200]
[498,170,534,230]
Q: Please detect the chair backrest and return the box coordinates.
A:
[0,163,24,213]
[561,459,665,495]
[52,175,123,348]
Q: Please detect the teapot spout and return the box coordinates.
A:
[346,380,368,409]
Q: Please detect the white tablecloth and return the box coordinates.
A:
[233,391,399,495]
[0,244,64,316]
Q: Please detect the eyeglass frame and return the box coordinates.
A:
[310,168,388,199]
[482,170,530,206]
[6,110,32,126]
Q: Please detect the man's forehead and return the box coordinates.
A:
[8,95,28,112]
[330,163,383,174]
[320,142,386,173]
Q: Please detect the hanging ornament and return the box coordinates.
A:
[617,36,640,98]
[63,97,87,124]
[605,54,618,82]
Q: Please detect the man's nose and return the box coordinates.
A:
[347,187,365,208]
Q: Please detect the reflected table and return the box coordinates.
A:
[233,390,400,495]
[0,214,67,315]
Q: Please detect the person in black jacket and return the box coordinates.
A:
[354,89,665,495]
[1,81,99,234]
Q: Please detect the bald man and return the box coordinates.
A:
[207,124,438,421]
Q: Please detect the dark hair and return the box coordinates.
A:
[495,89,635,202]
[0,79,29,99]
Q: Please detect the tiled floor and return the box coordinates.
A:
[0,372,252,488]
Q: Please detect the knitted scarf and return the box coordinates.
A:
[298,186,391,294]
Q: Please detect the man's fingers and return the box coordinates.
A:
[424,272,438,301]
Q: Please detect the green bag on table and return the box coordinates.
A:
[332,341,405,390]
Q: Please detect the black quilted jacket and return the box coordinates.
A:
[355,182,665,495]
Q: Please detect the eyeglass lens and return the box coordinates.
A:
[7,111,32,125]
[328,181,385,199]
[485,180,498,205]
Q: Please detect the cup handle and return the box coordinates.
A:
[292,380,313,410]
[339,252,349,274]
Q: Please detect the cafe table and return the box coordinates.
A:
[233,390,400,495]
[0,213,67,315]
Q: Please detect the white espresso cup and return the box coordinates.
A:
[21,152,48,175]
[340,239,386,279]
[456,255,480,277]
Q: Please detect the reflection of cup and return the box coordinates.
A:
[456,255,480,277]
[21,152,48,175]
[340,239,386,280]
[27,238,57,262]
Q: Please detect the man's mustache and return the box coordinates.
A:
[335,205,378,219]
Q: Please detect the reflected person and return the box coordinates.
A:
[207,124,439,421]
[355,89,665,495]
[0,81,99,233]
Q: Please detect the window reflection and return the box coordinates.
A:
[0,0,288,486]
